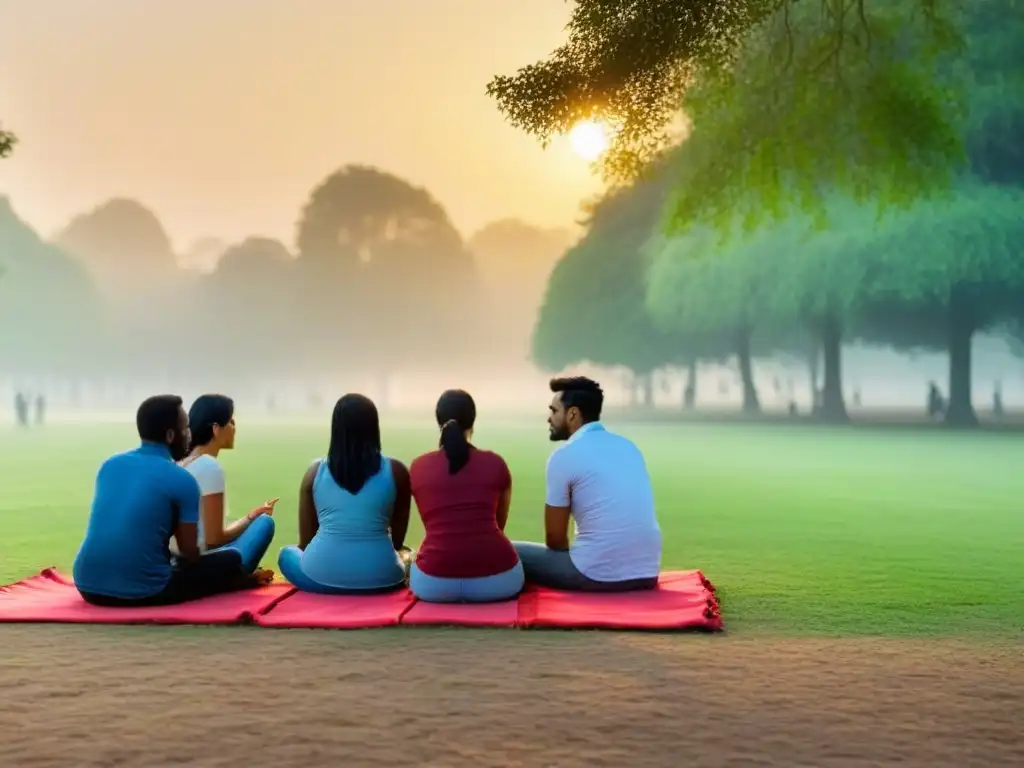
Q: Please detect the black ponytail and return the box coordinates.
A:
[439,419,470,474]
[435,389,476,475]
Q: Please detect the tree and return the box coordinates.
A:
[488,0,964,227]
[646,225,779,413]
[55,198,180,307]
[858,184,1024,426]
[469,219,572,364]
[0,125,14,158]
[192,238,300,378]
[958,0,1024,186]
[295,165,480,390]
[0,196,105,375]
[748,198,896,422]
[535,168,722,408]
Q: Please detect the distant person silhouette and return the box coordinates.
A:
[34,394,45,425]
[993,382,1004,418]
[927,382,946,419]
[14,392,28,427]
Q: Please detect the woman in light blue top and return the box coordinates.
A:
[278,394,411,593]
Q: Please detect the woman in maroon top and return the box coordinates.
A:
[409,389,524,602]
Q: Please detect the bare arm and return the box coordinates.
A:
[172,474,201,561]
[544,505,571,551]
[297,463,319,549]
[174,521,200,560]
[543,451,572,551]
[199,493,254,549]
[389,460,411,551]
[494,456,513,532]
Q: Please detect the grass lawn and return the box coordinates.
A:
[1,419,1020,636]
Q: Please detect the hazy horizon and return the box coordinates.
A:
[0,0,605,251]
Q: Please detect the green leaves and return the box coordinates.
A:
[668,0,967,234]
[486,0,777,180]
[0,125,15,158]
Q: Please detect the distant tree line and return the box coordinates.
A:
[0,167,567,401]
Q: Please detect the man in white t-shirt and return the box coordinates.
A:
[513,377,662,591]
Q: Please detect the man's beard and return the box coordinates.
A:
[169,439,188,462]
[549,425,569,442]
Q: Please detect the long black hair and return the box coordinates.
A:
[435,389,476,474]
[187,394,234,450]
[327,394,383,494]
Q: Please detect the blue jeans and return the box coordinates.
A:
[278,545,406,595]
[512,541,657,592]
[409,562,525,603]
[212,515,275,574]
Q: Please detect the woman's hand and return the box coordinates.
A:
[248,498,279,520]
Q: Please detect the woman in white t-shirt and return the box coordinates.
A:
[180,394,277,580]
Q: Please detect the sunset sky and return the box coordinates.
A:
[0,0,605,252]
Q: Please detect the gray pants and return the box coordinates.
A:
[512,541,658,592]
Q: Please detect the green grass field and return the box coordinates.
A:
[1,419,1020,636]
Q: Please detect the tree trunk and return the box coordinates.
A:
[819,315,849,423]
[735,329,760,413]
[807,343,820,396]
[682,358,697,409]
[945,294,977,427]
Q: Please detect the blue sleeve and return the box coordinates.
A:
[172,468,201,525]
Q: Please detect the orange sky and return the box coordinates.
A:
[0,0,605,252]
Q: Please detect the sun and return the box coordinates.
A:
[568,119,609,161]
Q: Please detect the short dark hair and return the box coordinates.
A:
[136,395,184,443]
[435,389,476,474]
[188,394,234,449]
[550,377,603,423]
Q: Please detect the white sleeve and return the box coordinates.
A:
[190,459,226,496]
[544,449,572,507]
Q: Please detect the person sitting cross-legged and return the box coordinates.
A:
[73,395,264,607]
[513,377,662,592]
[408,389,524,603]
[277,394,411,594]
[178,394,277,580]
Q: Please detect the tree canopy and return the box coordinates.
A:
[191,237,301,377]
[0,197,105,374]
[295,165,481,385]
[56,198,180,309]
[489,0,966,229]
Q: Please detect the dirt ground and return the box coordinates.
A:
[0,628,1020,768]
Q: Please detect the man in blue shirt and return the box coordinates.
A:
[73,394,257,606]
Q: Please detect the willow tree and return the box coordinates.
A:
[860,184,1024,426]
[958,0,1024,186]
[489,0,965,229]
[645,225,784,413]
